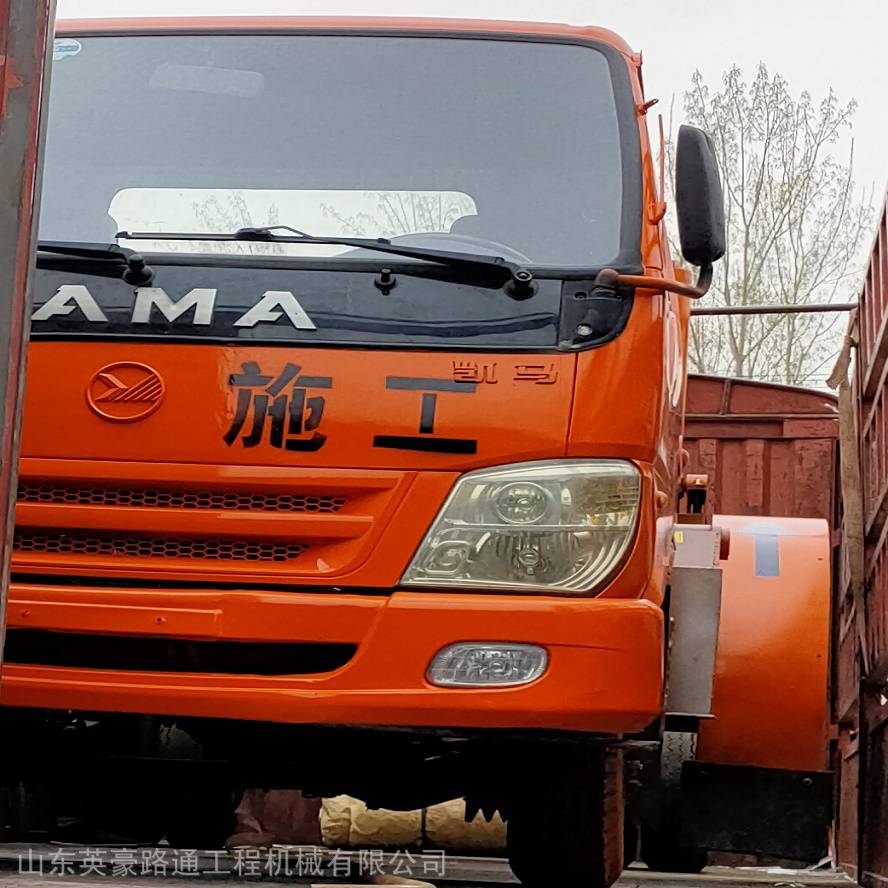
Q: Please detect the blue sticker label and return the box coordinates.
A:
[53,38,82,61]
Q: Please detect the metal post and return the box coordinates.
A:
[0,0,56,676]
[691,302,857,316]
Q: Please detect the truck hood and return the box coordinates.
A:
[22,342,575,471]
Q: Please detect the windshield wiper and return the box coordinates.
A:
[38,240,155,285]
[116,225,537,299]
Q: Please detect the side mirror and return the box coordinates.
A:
[675,124,725,268]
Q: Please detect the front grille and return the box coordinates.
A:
[5,629,356,675]
[14,461,405,582]
[14,530,307,563]
[18,483,345,514]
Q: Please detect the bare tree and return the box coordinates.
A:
[321,191,474,238]
[117,191,286,257]
[191,191,284,256]
[669,65,873,385]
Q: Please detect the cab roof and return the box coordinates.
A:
[55,16,637,59]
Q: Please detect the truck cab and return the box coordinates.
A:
[3,18,727,886]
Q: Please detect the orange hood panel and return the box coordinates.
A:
[23,343,575,471]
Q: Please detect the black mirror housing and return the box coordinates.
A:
[675,125,726,267]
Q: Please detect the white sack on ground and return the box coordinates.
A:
[320,795,505,850]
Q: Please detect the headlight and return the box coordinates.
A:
[401,460,641,594]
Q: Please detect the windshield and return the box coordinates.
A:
[40,33,639,268]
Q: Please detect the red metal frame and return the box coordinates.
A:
[833,190,888,885]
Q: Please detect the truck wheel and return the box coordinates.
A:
[163,785,243,849]
[624,819,639,866]
[640,827,708,873]
[78,779,165,844]
[507,748,623,888]
[640,731,707,873]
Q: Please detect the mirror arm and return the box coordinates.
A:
[607,263,713,299]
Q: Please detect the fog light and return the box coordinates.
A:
[427,643,548,687]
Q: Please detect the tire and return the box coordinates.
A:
[77,780,165,844]
[640,826,708,874]
[163,784,243,849]
[507,748,624,888]
[639,731,707,874]
[82,777,241,848]
[624,818,640,867]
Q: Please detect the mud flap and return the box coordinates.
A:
[680,761,832,862]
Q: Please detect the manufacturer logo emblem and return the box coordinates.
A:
[86,362,165,422]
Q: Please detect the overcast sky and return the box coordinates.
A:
[57,0,888,198]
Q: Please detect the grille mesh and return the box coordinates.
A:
[14,530,307,563]
[18,483,345,514]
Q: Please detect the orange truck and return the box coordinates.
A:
[0,16,833,885]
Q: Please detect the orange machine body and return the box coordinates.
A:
[4,17,682,737]
[697,515,832,773]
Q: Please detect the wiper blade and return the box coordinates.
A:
[37,240,155,285]
[117,225,536,299]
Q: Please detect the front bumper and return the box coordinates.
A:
[1,584,664,734]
